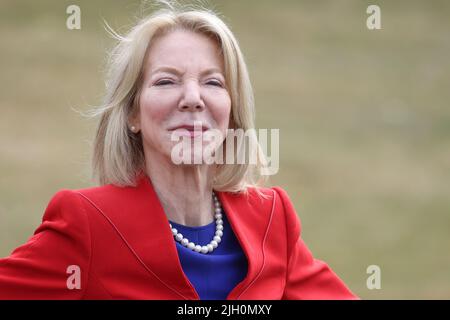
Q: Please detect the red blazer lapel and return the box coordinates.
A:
[217,188,276,300]
[79,173,198,299]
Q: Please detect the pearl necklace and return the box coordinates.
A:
[169,192,223,254]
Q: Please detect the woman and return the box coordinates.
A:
[0,3,357,300]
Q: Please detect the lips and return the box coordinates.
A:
[168,123,211,138]
[168,124,210,132]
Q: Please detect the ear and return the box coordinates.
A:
[128,113,141,133]
[128,90,143,132]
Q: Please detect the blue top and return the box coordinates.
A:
[169,211,248,300]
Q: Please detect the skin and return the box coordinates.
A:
[130,29,231,227]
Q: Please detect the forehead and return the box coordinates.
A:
[145,29,224,71]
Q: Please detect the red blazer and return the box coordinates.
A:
[0,173,357,300]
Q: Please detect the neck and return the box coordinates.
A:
[145,150,218,227]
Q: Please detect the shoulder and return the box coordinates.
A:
[231,185,301,232]
[40,183,129,240]
[48,182,133,209]
[238,185,298,215]
[46,183,115,207]
[43,183,124,223]
[245,186,302,250]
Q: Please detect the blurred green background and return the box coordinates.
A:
[1,0,449,299]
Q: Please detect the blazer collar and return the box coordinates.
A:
[81,173,274,300]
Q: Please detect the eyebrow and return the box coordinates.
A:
[150,66,224,77]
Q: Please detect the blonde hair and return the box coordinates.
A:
[88,0,270,194]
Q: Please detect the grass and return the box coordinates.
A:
[1,0,449,299]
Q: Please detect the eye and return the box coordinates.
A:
[154,79,174,86]
[206,79,223,87]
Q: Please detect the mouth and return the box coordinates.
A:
[169,125,209,131]
[168,123,210,138]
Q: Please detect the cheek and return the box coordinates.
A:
[139,90,173,127]
[207,94,232,130]
[138,92,174,152]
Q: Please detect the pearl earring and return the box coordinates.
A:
[130,126,136,132]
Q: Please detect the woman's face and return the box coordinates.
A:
[135,29,231,164]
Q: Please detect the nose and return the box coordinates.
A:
[178,81,205,112]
